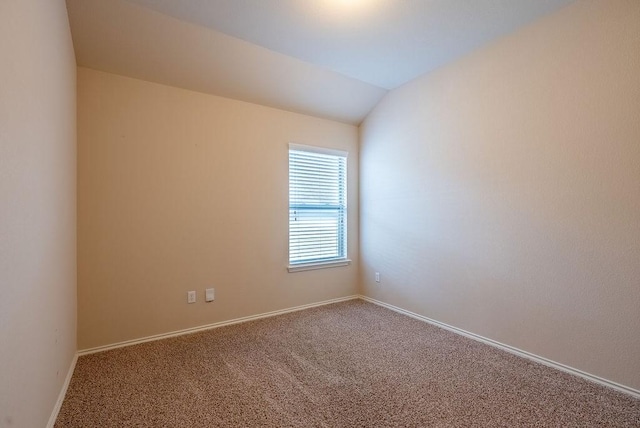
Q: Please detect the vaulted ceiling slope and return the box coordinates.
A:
[66,0,574,125]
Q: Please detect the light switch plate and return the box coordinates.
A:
[205,288,215,302]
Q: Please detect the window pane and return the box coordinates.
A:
[289,148,347,265]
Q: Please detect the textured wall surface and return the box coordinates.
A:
[0,1,77,426]
[360,0,640,390]
[77,68,359,350]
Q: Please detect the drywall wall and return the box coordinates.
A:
[77,68,359,350]
[360,0,640,390]
[0,0,77,426]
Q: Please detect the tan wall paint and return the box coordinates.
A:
[360,0,640,390]
[0,0,77,426]
[77,68,359,350]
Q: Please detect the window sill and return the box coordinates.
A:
[287,259,351,273]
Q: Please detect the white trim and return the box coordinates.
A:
[288,259,351,273]
[78,295,359,356]
[359,295,640,399]
[289,142,348,158]
[46,353,78,428]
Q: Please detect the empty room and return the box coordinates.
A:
[1,0,639,426]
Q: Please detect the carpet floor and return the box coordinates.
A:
[56,300,640,427]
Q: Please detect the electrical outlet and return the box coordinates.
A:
[205,288,215,302]
[375,272,380,283]
[187,290,196,304]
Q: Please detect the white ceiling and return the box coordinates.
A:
[66,0,574,124]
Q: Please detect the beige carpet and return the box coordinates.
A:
[56,300,639,427]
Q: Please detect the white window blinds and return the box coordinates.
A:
[289,145,347,266]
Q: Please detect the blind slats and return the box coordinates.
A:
[289,148,347,265]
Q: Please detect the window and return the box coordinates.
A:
[288,144,349,272]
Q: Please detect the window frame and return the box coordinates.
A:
[287,143,351,273]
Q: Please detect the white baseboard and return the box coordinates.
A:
[46,353,78,428]
[60,292,638,425]
[78,295,359,356]
[359,295,640,399]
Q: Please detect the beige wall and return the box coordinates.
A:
[360,0,640,390]
[0,1,77,426]
[77,68,359,350]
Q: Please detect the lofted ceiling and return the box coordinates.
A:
[66,0,574,124]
